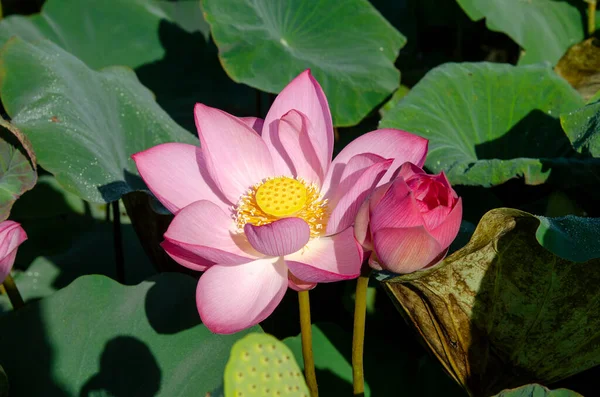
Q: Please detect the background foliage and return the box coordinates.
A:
[0,0,599,396]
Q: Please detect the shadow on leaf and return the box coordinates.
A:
[79,336,161,397]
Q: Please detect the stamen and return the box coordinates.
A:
[234,177,328,238]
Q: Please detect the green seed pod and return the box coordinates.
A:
[224,333,309,397]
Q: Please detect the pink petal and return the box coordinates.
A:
[161,240,213,271]
[367,252,383,271]
[285,227,361,282]
[196,257,288,334]
[324,129,428,193]
[354,198,371,249]
[239,117,264,135]
[326,158,392,235]
[324,153,388,201]
[288,272,316,291]
[132,143,230,213]
[354,181,395,249]
[263,70,333,175]
[164,200,258,265]
[244,218,310,257]
[372,226,442,274]
[369,178,425,231]
[277,110,324,186]
[195,104,275,203]
[396,161,425,181]
[0,221,27,284]
[421,205,452,230]
[429,198,463,249]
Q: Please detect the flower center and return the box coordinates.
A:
[235,176,328,237]
[255,177,308,217]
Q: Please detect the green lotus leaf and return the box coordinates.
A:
[202,0,405,126]
[379,62,596,188]
[0,273,260,396]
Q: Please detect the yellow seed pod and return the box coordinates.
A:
[223,333,309,397]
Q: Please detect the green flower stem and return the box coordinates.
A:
[112,200,125,283]
[352,268,371,396]
[589,1,597,36]
[2,274,24,310]
[298,290,318,397]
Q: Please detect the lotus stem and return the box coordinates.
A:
[112,200,125,283]
[352,268,371,396]
[2,274,24,310]
[298,290,318,396]
[589,1,597,36]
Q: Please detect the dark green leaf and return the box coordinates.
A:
[0,0,204,69]
[0,175,156,312]
[384,208,600,396]
[455,0,584,65]
[0,38,196,203]
[202,0,405,126]
[0,273,259,396]
[0,365,7,397]
[379,62,591,187]
[535,215,600,262]
[283,323,464,396]
[560,99,600,157]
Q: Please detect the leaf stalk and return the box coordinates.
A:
[298,290,319,396]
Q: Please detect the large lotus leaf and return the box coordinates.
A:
[0,0,256,134]
[493,384,582,397]
[0,175,156,313]
[535,215,600,262]
[0,273,259,396]
[0,38,196,203]
[560,99,600,157]
[379,62,595,188]
[455,0,584,65]
[201,0,406,127]
[0,119,36,221]
[0,0,207,69]
[383,208,600,397]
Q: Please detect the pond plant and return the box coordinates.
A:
[0,1,599,396]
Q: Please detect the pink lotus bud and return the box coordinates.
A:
[355,162,462,274]
[0,221,27,284]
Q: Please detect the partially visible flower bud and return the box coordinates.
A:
[355,162,462,273]
[0,221,27,284]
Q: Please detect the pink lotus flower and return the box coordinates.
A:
[133,70,428,334]
[355,162,462,274]
[0,221,27,284]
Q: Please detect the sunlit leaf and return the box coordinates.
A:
[202,0,405,126]
[379,62,595,188]
[0,0,255,133]
[0,38,196,203]
[455,0,584,65]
